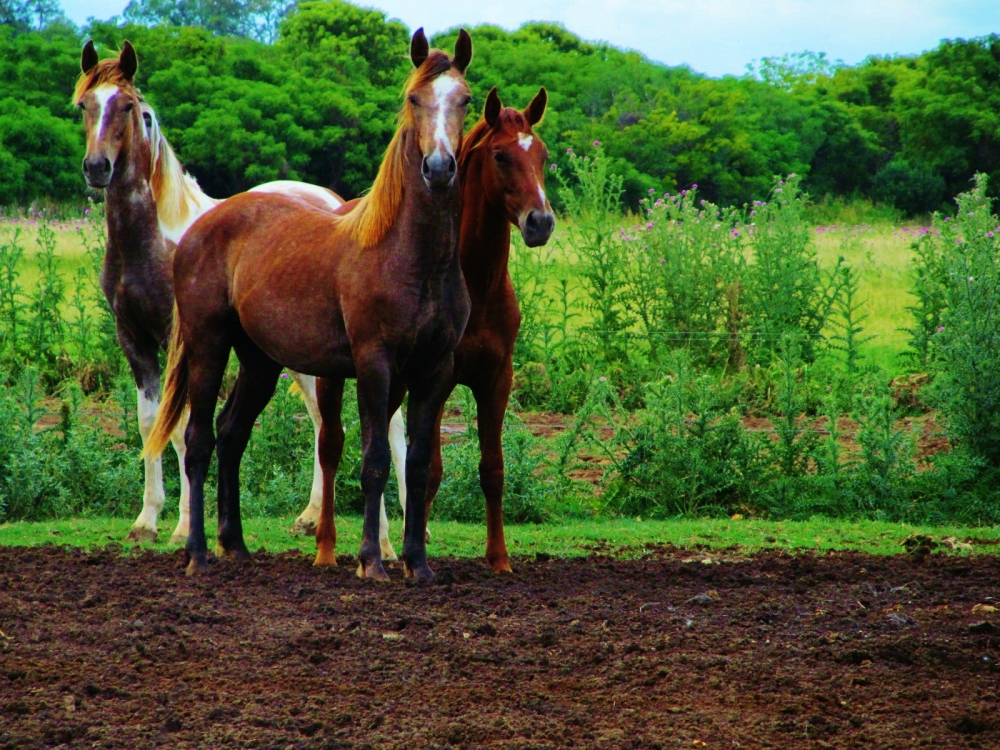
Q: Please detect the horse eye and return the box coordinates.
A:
[77,101,85,110]
[408,94,420,107]
[123,102,134,113]
[493,151,508,164]
[461,96,472,107]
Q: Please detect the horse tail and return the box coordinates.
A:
[143,306,188,459]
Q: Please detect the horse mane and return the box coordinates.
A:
[339,51,456,249]
[140,101,216,235]
[72,58,131,104]
[459,108,531,171]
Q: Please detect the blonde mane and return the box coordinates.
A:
[141,102,218,240]
[337,51,456,249]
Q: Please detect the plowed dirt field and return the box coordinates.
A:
[1,545,998,749]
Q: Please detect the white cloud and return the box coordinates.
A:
[63,0,1000,77]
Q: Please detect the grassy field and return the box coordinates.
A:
[2,515,996,558]
[9,209,920,376]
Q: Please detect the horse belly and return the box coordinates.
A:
[236,292,353,378]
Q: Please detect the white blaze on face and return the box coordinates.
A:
[93,84,119,140]
[430,74,462,161]
[538,184,548,206]
[518,133,534,152]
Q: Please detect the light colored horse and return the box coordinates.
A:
[76,41,404,556]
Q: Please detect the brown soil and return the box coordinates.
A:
[2,546,998,749]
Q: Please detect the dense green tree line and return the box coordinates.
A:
[0,0,998,212]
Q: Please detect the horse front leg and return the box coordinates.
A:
[354,354,393,580]
[313,377,345,567]
[121,328,166,544]
[402,363,454,582]
[472,361,515,573]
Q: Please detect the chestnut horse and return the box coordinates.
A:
[308,87,555,573]
[146,29,473,581]
[74,41,402,557]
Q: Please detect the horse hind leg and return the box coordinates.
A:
[215,340,282,562]
[289,372,323,536]
[168,407,191,544]
[183,339,232,575]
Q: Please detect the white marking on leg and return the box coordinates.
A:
[389,408,408,517]
[291,373,324,531]
[133,389,166,535]
[518,133,534,151]
[168,408,190,544]
[378,409,406,560]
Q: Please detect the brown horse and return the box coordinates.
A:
[313,87,554,573]
[74,41,359,549]
[146,29,473,581]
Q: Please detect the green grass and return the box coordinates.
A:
[812,223,920,372]
[2,515,997,558]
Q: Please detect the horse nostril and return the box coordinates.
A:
[102,158,111,175]
[421,157,432,179]
[446,155,456,178]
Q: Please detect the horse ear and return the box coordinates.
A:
[81,40,98,74]
[452,29,472,74]
[524,87,547,127]
[484,87,502,129]
[118,40,138,81]
[410,28,429,69]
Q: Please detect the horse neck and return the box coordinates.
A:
[104,125,161,260]
[388,133,462,266]
[459,152,511,295]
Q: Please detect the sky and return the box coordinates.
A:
[59,0,1000,77]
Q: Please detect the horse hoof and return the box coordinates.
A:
[185,555,209,576]
[168,528,188,545]
[313,547,337,567]
[223,546,253,563]
[380,542,399,562]
[291,518,317,536]
[126,526,157,544]
[356,560,389,580]
[490,559,514,574]
[403,560,434,582]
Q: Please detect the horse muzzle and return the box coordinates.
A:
[82,156,112,189]
[520,209,555,247]
[421,153,457,190]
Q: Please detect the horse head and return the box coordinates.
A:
[75,40,145,189]
[467,87,555,247]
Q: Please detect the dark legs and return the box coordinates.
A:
[354,354,393,580]
[402,366,455,581]
[471,362,514,573]
[313,377,345,567]
[214,336,282,560]
[182,335,231,575]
